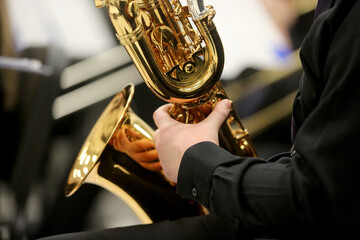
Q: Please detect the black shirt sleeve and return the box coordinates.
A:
[177,142,309,235]
[177,0,360,236]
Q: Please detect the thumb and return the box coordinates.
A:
[153,104,176,128]
[202,99,232,130]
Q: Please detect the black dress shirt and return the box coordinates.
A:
[314,0,334,19]
[177,0,360,237]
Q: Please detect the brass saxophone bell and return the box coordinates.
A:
[65,84,202,223]
[65,84,137,197]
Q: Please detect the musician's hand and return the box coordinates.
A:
[153,99,232,183]
[111,127,161,171]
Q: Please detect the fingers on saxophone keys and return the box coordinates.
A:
[125,127,142,139]
[113,128,154,152]
[133,150,161,171]
[138,161,162,172]
[130,139,155,152]
[132,149,159,163]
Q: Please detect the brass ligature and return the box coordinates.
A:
[65,0,257,224]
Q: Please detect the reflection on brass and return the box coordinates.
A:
[65,84,201,223]
[65,85,140,195]
[65,0,257,223]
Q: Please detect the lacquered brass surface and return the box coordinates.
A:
[65,84,201,222]
[65,84,135,196]
[97,0,223,102]
[95,0,256,156]
[65,0,257,224]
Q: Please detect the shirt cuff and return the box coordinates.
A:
[176,141,240,208]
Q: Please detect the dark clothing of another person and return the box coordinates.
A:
[38,0,360,239]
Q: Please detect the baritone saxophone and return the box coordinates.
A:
[65,0,257,224]
[96,0,257,155]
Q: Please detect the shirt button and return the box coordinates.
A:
[192,187,198,197]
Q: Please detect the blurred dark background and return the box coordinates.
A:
[0,0,316,239]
